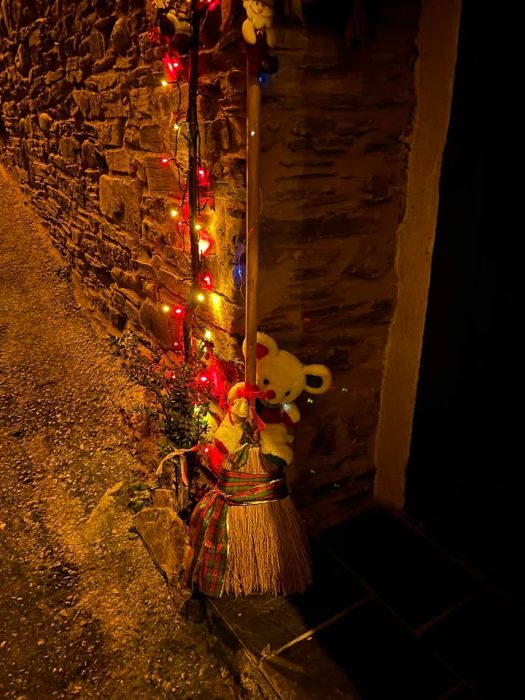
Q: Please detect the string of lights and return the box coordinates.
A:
[150,0,221,357]
[146,0,235,471]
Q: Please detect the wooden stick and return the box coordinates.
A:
[245,72,261,386]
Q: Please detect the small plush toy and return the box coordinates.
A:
[155,0,192,53]
[214,332,332,466]
[242,0,279,76]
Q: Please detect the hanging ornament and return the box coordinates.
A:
[155,1,193,53]
[242,0,279,76]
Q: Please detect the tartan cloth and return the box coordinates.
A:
[185,445,288,597]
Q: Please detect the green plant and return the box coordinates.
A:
[109,330,214,452]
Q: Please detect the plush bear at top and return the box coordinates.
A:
[242,0,279,75]
[214,332,332,467]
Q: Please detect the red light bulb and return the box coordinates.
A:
[198,272,213,290]
[163,52,183,82]
[197,166,210,187]
[161,157,169,165]
[198,0,220,9]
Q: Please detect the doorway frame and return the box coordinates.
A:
[374,0,463,507]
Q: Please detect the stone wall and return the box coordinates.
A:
[0,0,421,531]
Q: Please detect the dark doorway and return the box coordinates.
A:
[405,0,519,593]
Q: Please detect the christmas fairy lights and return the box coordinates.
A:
[151,0,221,363]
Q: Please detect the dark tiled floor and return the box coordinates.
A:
[319,507,478,629]
[287,539,368,629]
[209,506,522,699]
[271,599,458,700]
[421,592,524,697]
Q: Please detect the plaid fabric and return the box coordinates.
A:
[185,444,288,597]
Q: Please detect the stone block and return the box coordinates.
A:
[93,54,117,74]
[81,140,107,170]
[98,175,142,235]
[65,57,85,84]
[115,56,135,71]
[89,71,119,92]
[152,489,176,509]
[72,89,102,119]
[106,149,131,174]
[143,155,181,193]
[111,268,143,294]
[92,119,125,146]
[89,29,107,60]
[139,124,163,152]
[129,87,153,118]
[100,88,130,118]
[60,136,80,163]
[110,17,132,55]
[124,125,140,149]
[45,67,65,85]
[133,506,189,585]
[127,66,154,88]
[140,218,170,248]
[158,269,190,299]
[84,481,125,541]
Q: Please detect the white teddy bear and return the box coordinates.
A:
[214,332,332,467]
[242,0,279,75]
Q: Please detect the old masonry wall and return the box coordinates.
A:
[0,0,421,530]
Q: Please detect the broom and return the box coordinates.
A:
[185,6,311,597]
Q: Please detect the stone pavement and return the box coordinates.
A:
[0,166,238,699]
[209,505,523,699]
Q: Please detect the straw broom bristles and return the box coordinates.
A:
[223,446,311,596]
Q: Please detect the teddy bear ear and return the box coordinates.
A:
[241,332,279,359]
[255,332,279,358]
[303,364,332,395]
[256,343,269,359]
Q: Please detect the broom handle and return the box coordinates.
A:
[245,73,261,387]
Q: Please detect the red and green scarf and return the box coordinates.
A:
[185,444,288,597]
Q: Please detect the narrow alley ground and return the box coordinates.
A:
[0,166,239,699]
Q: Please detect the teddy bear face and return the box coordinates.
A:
[245,332,332,407]
[257,350,306,405]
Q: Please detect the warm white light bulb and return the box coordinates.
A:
[161,79,168,87]
[170,208,178,218]
[161,304,171,313]
[204,330,212,340]
[196,292,205,303]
